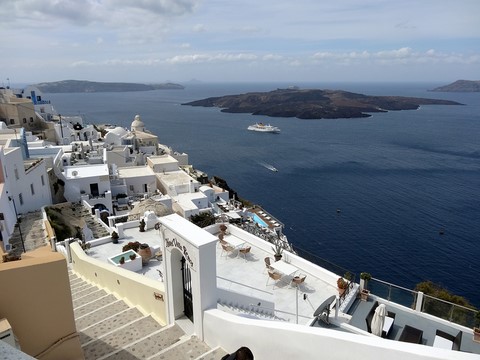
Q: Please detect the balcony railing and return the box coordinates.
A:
[369,278,477,328]
[369,278,418,309]
[422,294,477,328]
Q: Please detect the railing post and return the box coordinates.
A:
[448,303,455,322]
[388,284,392,301]
[335,296,339,319]
[415,291,424,312]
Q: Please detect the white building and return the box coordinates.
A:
[0,137,52,250]
[117,165,157,198]
[63,164,112,212]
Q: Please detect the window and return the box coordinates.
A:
[29,117,34,122]
[14,167,19,180]
[129,185,134,191]
[30,184,35,195]
[10,119,14,124]
[19,193,23,205]
[23,118,27,123]
[41,175,45,186]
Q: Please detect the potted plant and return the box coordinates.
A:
[360,272,372,301]
[80,241,91,252]
[272,241,284,261]
[139,219,146,232]
[474,311,480,342]
[122,241,141,252]
[119,256,125,265]
[337,277,348,295]
[111,231,119,244]
[129,253,136,261]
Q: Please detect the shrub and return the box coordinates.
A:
[122,241,141,252]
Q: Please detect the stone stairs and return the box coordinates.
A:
[68,270,228,360]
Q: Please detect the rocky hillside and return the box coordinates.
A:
[430,80,480,92]
[183,88,462,119]
[34,80,184,93]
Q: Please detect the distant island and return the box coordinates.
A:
[33,80,184,93]
[183,88,462,120]
[430,80,480,92]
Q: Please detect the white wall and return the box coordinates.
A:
[2,147,52,214]
[123,175,156,196]
[203,310,475,360]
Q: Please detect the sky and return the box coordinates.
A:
[1,0,479,84]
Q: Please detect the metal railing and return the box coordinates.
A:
[369,278,477,328]
[369,278,418,309]
[293,245,356,281]
[422,294,477,328]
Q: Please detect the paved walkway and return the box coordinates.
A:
[9,210,49,256]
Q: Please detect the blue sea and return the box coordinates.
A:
[47,82,480,307]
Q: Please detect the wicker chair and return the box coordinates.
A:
[264,257,274,273]
[239,246,252,262]
[291,274,307,289]
[221,243,236,258]
[266,270,282,289]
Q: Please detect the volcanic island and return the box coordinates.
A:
[183,88,462,119]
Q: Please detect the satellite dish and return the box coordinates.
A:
[313,295,337,324]
[72,171,78,176]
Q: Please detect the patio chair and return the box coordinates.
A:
[238,246,252,262]
[291,274,307,289]
[264,257,274,273]
[266,270,282,289]
[221,243,236,258]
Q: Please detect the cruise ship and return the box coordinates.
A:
[0,87,479,360]
[247,123,281,133]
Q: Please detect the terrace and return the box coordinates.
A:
[83,219,480,356]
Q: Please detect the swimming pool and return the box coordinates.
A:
[252,213,268,228]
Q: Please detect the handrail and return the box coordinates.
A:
[422,293,477,313]
[422,293,477,326]
[371,277,418,293]
[293,244,356,280]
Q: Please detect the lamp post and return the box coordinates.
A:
[8,194,26,253]
[59,114,64,145]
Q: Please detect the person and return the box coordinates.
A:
[221,346,254,360]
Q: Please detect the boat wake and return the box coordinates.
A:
[259,161,278,172]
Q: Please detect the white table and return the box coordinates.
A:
[225,236,246,248]
[383,316,394,337]
[270,261,298,276]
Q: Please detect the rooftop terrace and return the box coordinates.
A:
[84,221,480,356]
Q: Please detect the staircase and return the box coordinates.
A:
[69,270,227,360]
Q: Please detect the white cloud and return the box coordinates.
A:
[2,1,479,83]
[192,24,206,33]
[166,53,258,64]
[312,48,480,67]
[262,54,283,61]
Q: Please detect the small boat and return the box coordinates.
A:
[259,162,278,172]
[247,123,280,133]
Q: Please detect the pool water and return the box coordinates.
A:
[110,249,137,263]
[252,214,268,228]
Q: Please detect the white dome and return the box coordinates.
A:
[131,114,145,132]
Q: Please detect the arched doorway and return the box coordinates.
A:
[181,257,194,322]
